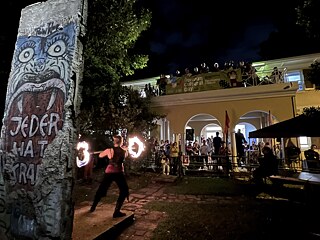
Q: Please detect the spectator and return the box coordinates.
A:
[157,74,167,95]
[170,142,179,175]
[271,67,283,83]
[212,62,220,72]
[218,141,231,174]
[304,144,320,170]
[184,68,192,77]
[200,139,211,167]
[253,146,278,185]
[235,129,247,163]
[200,62,209,73]
[186,142,194,156]
[161,154,170,175]
[213,132,222,156]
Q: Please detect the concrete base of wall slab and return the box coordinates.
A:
[73,203,134,240]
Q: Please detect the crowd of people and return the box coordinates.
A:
[149,139,184,176]
[149,132,233,176]
[148,130,282,177]
[78,133,319,196]
[147,129,319,184]
[71,130,320,219]
[139,61,285,97]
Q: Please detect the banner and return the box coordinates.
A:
[166,69,242,95]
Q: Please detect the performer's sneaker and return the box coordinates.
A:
[113,211,126,218]
[90,205,96,212]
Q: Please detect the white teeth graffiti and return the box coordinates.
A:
[47,89,57,111]
[6,78,66,114]
[17,96,23,114]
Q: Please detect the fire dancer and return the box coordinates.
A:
[90,135,129,218]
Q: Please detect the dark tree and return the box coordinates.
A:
[79,0,163,145]
[296,0,320,40]
[258,0,320,60]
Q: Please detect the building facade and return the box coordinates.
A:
[123,53,320,167]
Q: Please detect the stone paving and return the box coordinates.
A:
[74,173,315,239]
[117,182,248,240]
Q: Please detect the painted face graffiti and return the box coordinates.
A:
[3,22,76,186]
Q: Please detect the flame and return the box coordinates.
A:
[76,141,90,167]
[128,136,145,158]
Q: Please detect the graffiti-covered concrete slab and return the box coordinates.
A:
[0,0,87,239]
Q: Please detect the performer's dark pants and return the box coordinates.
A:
[92,172,129,207]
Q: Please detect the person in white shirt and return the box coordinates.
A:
[200,139,211,168]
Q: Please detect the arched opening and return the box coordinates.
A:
[201,124,222,141]
[184,114,221,170]
[235,110,280,166]
[185,113,222,143]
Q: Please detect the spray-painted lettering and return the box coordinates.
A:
[35,22,60,37]
[9,113,60,138]
[11,163,39,186]
[11,140,48,158]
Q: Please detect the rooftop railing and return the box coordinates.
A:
[153,67,286,96]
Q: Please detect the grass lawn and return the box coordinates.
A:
[143,177,313,240]
[163,176,252,196]
[73,171,319,239]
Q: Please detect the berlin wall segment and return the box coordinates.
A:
[0,0,87,239]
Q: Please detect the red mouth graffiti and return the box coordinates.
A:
[4,71,66,187]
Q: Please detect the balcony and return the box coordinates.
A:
[122,53,320,98]
[151,81,299,108]
[157,68,285,97]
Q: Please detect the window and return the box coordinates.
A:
[286,71,303,91]
[299,136,310,151]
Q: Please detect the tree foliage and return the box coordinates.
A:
[296,0,320,39]
[258,0,320,60]
[84,0,151,81]
[295,1,320,89]
[79,0,163,146]
[78,85,162,139]
[306,60,320,88]
[303,106,320,116]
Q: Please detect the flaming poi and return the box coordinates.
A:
[128,136,145,158]
[76,141,90,167]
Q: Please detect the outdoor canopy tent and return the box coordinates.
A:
[249,114,320,138]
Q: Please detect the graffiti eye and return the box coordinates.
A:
[18,47,34,63]
[48,39,67,57]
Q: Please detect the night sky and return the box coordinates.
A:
[130,0,302,79]
[0,0,311,81]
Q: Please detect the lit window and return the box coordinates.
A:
[299,136,310,150]
[286,71,303,91]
